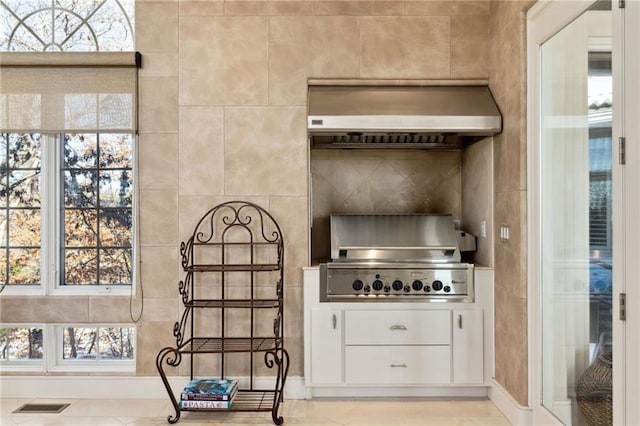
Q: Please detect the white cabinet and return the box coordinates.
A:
[452,309,484,384]
[303,267,493,397]
[310,308,343,384]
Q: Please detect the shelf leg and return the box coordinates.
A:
[265,347,290,425]
[156,346,183,424]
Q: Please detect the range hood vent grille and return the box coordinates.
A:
[307,84,502,149]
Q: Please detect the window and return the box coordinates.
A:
[54,325,135,371]
[0,324,135,372]
[0,133,42,286]
[0,0,134,52]
[0,0,137,294]
[62,133,134,286]
[0,48,139,294]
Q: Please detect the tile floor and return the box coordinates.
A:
[0,397,510,425]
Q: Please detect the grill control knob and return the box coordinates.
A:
[352,279,364,291]
[424,286,431,292]
[364,285,371,293]
[372,280,384,291]
[444,285,451,293]
[383,285,391,293]
[412,280,424,291]
[432,280,444,291]
[392,280,404,291]
[403,286,411,293]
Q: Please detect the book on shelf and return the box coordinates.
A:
[181,378,239,401]
[180,399,233,409]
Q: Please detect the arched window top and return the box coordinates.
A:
[0,0,134,52]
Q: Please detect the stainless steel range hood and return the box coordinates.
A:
[308,85,502,149]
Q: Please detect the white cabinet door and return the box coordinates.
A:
[452,309,484,384]
[310,308,343,385]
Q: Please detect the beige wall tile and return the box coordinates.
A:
[494,190,526,299]
[269,17,359,105]
[177,196,270,242]
[138,78,178,133]
[405,1,489,16]
[269,196,309,287]
[139,134,178,190]
[138,321,180,376]
[139,52,178,77]
[451,15,490,79]
[143,298,181,322]
[179,0,224,16]
[224,107,307,196]
[461,137,493,267]
[0,297,89,322]
[139,190,179,246]
[283,286,303,376]
[359,16,450,79]
[494,289,528,405]
[89,297,135,322]
[140,246,181,298]
[493,91,525,193]
[135,2,178,52]
[178,107,224,196]
[314,1,405,16]
[179,17,269,106]
[225,1,314,15]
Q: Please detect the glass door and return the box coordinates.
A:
[539,2,613,424]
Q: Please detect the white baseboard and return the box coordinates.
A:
[489,379,532,425]
[0,375,306,400]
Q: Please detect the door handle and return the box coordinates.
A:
[458,314,462,329]
[332,313,337,330]
[390,324,407,331]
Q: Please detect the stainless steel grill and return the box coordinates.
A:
[320,214,474,303]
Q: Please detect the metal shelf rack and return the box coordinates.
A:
[156,201,289,424]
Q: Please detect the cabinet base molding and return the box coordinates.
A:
[305,385,489,399]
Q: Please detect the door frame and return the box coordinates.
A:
[527,0,627,424]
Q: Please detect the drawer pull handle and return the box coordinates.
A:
[390,364,407,368]
[390,324,407,331]
[332,314,337,330]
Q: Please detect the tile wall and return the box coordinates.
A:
[488,0,535,407]
[132,0,493,379]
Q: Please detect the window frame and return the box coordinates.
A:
[48,324,136,373]
[0,132,137,296]
[0,323,136,373]
[0,323,45,372]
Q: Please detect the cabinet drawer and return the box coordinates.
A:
[345,310,451,345]
[345,345,451,384]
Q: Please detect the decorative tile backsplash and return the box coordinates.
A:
[311,149,461,261]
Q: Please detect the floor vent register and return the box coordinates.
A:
[13,403,70,414]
